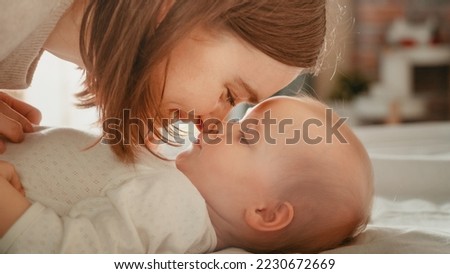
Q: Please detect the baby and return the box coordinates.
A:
[0,96,373,253]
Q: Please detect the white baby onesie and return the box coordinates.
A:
[0,127,216,253]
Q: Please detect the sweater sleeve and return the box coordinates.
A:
[0,174,216,254]
[0,0,73,89]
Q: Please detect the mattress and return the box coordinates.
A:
[330,122,450,253]
[354,122,450,203]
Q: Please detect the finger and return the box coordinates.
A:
[0,114,25,143]
[8,169,24,193]
[0,160,15,178]
[0,161,24,192]
[0,92,42,128]
[0,100,34,133]
[8,99,42,126]
[19,188,26,196]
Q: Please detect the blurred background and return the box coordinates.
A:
[5,0,450,129]
[6,52,96,130]
[315,0,450,126]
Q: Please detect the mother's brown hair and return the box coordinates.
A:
[78,0,327,163]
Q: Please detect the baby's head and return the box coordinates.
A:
[176,96,373,253]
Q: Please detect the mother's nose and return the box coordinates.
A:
[203,102,233,123]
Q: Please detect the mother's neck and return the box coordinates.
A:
[43,0,86,68]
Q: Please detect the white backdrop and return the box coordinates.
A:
[23,51,98,130]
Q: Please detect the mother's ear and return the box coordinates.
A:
[244,202,294,232]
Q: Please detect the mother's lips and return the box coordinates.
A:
[195,118,203,132]
[193,133,203,147]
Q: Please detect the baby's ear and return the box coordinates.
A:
[244,202,294,232]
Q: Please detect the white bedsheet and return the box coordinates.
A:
[323,197,450,254]
[330,122,450,253]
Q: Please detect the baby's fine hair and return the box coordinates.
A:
[244,97,373,253]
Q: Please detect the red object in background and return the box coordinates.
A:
[431,30,442,45]
[400,38,417,47]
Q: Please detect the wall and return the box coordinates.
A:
[22,52,98,130]
[353,0,450,80]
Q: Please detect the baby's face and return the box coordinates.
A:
[176,96,351,219]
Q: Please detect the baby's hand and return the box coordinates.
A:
[0,161,30,237]
[0,160,25,196]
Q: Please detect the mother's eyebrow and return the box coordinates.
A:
[236,77,259,104]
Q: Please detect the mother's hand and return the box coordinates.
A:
[0,92,42,153]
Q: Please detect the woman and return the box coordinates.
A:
[0,0,327,162]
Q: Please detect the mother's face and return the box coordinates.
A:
[156,27,303,125]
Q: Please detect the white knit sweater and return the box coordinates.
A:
[0,0,74,89]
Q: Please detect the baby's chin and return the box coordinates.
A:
[174,150,201,186]
[174,147,193,170]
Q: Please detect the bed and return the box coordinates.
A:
[220,121,450,254]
